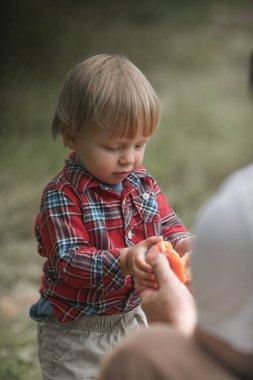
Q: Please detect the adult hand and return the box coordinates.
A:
[141,253,197,335]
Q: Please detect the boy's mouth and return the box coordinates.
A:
[113,171,130,179]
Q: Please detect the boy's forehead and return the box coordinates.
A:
[106,131,150,143]
[91,126,150,141]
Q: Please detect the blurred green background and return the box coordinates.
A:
[0,1,253,378]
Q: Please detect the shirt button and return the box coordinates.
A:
[128,231,133,240]
[143,192,150,200]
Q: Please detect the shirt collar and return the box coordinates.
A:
[62,151,149,194]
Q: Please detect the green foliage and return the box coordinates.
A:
[0,318,40,380]
[0,1,253,378]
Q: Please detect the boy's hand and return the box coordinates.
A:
[174,236,194,257]
[120,236,163,289]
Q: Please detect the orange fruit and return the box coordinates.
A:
[146,241,190,284]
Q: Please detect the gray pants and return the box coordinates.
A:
[37,306,148,380]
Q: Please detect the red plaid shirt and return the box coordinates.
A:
[35,152,190,322]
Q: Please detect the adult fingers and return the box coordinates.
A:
[151,253,180,287]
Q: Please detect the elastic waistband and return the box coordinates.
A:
[47,305,144,332]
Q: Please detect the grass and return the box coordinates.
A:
[1,1,253,378]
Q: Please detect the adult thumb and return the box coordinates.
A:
[151,253,176,286]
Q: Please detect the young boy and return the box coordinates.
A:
[30,53,192,380]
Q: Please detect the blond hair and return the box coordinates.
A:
[52,54,160,139]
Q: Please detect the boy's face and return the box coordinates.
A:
[69,127,150,184]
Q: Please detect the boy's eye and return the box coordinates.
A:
[135,143,145,149]
[104,141,147,151]
[106,146,121,151]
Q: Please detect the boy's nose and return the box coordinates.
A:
[119,150,135,165]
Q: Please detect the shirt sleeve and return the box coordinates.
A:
[36,185,126,290]
[155,184,191,246]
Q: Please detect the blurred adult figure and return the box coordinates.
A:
[98,51,253,380]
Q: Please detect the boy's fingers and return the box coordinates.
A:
[134,266,156,281]
[135,255,153,272]
[141,280,158,289]
[136,280,158,292]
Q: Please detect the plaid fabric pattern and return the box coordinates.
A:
[35,152,191,322]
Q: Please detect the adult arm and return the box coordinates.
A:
[141,254,197,335]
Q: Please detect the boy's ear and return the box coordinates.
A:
[62,128,76,150]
